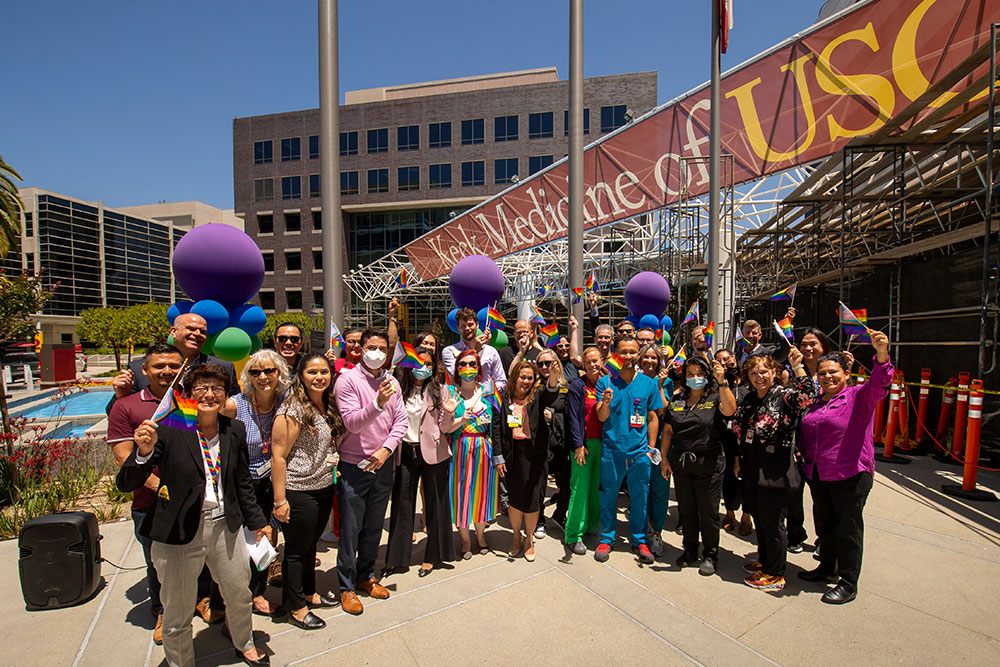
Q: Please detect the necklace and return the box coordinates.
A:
[250,392,277,455]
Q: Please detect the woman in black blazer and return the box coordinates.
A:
[120,364,270,667]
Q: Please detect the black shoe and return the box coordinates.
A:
[311,594,340,608]
[787,542,804,554]
[797,567,837,583]
[381,566,397,578]
[417,566,433,578]
[289,611,326,630]
[236,648,271,667]
[676,552,698,568]
[821,583,857,605]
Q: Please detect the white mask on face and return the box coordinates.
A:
[361,348,386,369]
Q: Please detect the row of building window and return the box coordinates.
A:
[258,289,321,312]
[260,249,323,273]
[251,106,624,163]
[254,155,555,201]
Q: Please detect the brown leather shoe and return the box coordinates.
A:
[357,576,390,599]
[267,560,283,587]
[195,597,212,623]
[153,614,163,645]
[340,590,363,615]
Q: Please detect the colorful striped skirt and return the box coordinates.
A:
[450,433,499,526]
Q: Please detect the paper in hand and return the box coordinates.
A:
[244,529,277,571]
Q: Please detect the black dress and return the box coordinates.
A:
[499,398,547,512]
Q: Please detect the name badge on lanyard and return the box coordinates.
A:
[630,413,645,428]
[477,413,491,426]
[507,413,523,427]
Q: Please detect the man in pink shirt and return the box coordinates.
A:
[332,329,407,614]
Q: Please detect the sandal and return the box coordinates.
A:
[508,536,523,558]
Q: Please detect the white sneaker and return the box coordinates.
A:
[648,533,664,556]
[533,524,546,540]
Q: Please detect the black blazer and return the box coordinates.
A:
[497,397,546,464]
[116,416,267,545]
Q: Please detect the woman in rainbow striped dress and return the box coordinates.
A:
[442,347,502,559]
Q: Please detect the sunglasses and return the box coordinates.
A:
[456,362,478,368]
[276,335,301,344]
[249,367,278,377]
[536,360,554,368]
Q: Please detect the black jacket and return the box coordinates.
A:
[497,396,547,465]
[116,416,267,544]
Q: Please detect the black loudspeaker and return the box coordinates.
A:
[18,511,102,611]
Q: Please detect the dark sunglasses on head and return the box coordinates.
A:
[249,367,278,377]
[276,335,301,344]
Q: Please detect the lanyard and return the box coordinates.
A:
[197,429,221,497]
[250,395,276,455]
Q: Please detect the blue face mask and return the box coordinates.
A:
[686,376,709,391]
[412,366,433,381]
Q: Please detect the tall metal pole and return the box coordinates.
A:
[568,0,584,330]
[979,22,997,379]
[708,0,722,332]
[319,0,343,335]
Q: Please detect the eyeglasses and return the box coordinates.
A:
[276,335,301,344]
[249,367,278,377]
[192,385,226,396]
[536,360,554,368]
[456,362,478,368]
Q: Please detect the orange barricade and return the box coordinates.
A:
[942,381,997,502]
[914,368,932,449]
[952,372,971,457]
[897,371,911,450]
[934,377,958,445]
[876,371,910,464]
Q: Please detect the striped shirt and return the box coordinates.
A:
[233,392,282,479]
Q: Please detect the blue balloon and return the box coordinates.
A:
[660,315,673,331]
[626,315,641,328]
[639,314,661,330]
[447,308,460,334]
[190,299,230,335]
[477,307,490,332]
[166,300,194,325]
[228,303,267,336]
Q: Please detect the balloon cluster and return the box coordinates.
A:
[624,272,675,353]
[445,255,508,350]
[167,224,267,362]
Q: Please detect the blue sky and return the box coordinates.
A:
[2,1,821,210]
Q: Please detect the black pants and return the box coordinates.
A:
[722,440,741,512]
[249,476,274,598]
[754,486,792,577]
[672,450,725,561]
[337,459,394,591]
[386,445,455,567]
[809,471,872,589]
[283,486,335,610]
[785,475,808,545]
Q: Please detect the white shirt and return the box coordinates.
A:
[403,391,423,443]
[135,432,223,513]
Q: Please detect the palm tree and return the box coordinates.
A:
[0,154,24,260]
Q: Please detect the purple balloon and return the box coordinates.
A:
[625,272,672,317]
[173,224,265,308]
[449,255,504,311]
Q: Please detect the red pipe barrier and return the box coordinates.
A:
[914,368,932,448]
[942,381,997,502]
[934,377,958,444]
[952,372,971,457]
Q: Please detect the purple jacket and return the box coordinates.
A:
[798,356,894,481]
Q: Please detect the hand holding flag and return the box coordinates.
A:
[604,353,625,379]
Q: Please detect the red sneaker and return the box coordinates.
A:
[636,544,654,564]
[594,543,612,562]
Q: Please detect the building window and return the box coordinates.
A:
[398,166,419,191]
[367,128,388,153]
[257,213,273,234]
[281,176,301,200]
[340,171,359,195]
[368,168,389,193]
[340,131,358,156]
[262,251,274,272]
[309,174,320,198]
[564,108,590,135]
[494,115,518,142]
[429,164,451,189]
[259,291,275,311]
[308,135,319,159]
[529,155,554,174]
[529,112,553,139]
[285,212,301,232]
[253,140,273,164]
[429,122,451,148]
[25,253,35,271]
[281,137,301,161]
[312,249,323,271]
[312,210,322,229]
[286,290,302,311]
[254,178,274,202]
[495,158,518,184]
[25,212,33,238]
[313,288,323,308]
[461,161,485,187]
[397,125,419,151]
[461,118,484,145]
[285,250,302,271]
[600,105,628,133]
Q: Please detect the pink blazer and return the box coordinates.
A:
[418,385,452,465]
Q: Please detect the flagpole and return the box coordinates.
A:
[707,0,722,348]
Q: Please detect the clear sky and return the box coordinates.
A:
[2,1,822,210]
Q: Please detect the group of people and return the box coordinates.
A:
[107,296,892,666]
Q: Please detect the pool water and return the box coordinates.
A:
[16,389,113,419]
[42,421,98,440]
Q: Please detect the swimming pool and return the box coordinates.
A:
[16,389,113,419]
[42,421,100,440]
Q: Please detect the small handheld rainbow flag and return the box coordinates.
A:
[538,322,559,348]
[654,328,664,345]
[771,283,797,302]
[670,348,688,366]
[839,303,869,338]
[528,305,546,325]
[395,267,408,289]
[773,318,794,343]
[329,317,345,350]
[570,287,584,304]
[734,328,750,351]
[486,306,506,329]
[682,301,700,326]
[537,284,552,298]
[585,272,599,292]
[151,389,199,432]
[848,331,872,346]
[703,322,715,349]
[481,378,502,412]
[604,353,625,379]
[392,341,426,369]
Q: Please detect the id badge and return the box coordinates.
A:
[210,505,225,520]
[477,414,491,426]
[630,414,644,428]
[256,460,271,477]
[507,414,523,428]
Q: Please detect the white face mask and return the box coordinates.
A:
[361,348,386,369]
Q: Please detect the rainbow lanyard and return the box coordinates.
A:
[197,429,221,498]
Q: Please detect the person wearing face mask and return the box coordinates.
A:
[637,343,674,557]
[383,347,455,578]
[332,330,408,614]
[564,347,606,555]
[273,322,306,371]
[733,351,814,592]
[593,338,663,565]
[660,356,736,576]
[714,348,752,536]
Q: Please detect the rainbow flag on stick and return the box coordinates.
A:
[481,378,502,412]
[538,322,559,348]
[151,389,199,432]
[654,328,664,345]
[392,341,426,369]
[839,303,870,338]
[537,284,552,298]
[734,328,750,351]
[528,305,546,325]
[670,348,688,366]
[703,322,715,349]
[682,301,700,326]
[329,318,345,350]
[773,318,794,343]
[395,268,408,289]
[486,306,506,329]
[585,272,599,292]
[771,283,797,302]
[604,353,625,379]
[570,287,584,304]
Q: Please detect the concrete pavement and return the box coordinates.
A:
[4,455,999,666]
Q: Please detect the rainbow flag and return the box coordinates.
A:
[734,328,750,351]
[528,305,546,325]
[585,272,599,292]
[487,306,506,329]
[839,303,869,338]
[849,331,872,345]
[771,283,797,301]
[604,353,625,379]
[152,389,198,432]
[654,328,664,345]
[392,341,426,369]
[773,318,794,343]
[329,318,345,350]
[570,287,584,304]
[703,322,715,349]
[682,301,700,326]
[537,284,552,298]
[481,378,502,412]
[395,267,408,289]
[539,322,559,348]
[670,348,688,366]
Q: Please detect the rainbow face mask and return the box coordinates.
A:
[458,367,478,381]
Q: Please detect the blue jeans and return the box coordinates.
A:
[598,449,651,546]
[131,508,163,615]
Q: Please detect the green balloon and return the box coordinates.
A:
[249,334,262,355]
[166,333,173,346]
[661,331,671,346]
[212,327,252,362]
[201,333,218,356]
[490,329,508,349]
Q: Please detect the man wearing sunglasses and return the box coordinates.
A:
[273,322,305,370]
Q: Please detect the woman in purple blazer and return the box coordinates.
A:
[384,346,456,578]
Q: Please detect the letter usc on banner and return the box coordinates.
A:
[405,0,1000,280]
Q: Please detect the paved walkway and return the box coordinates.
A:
[4,456,999,666]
